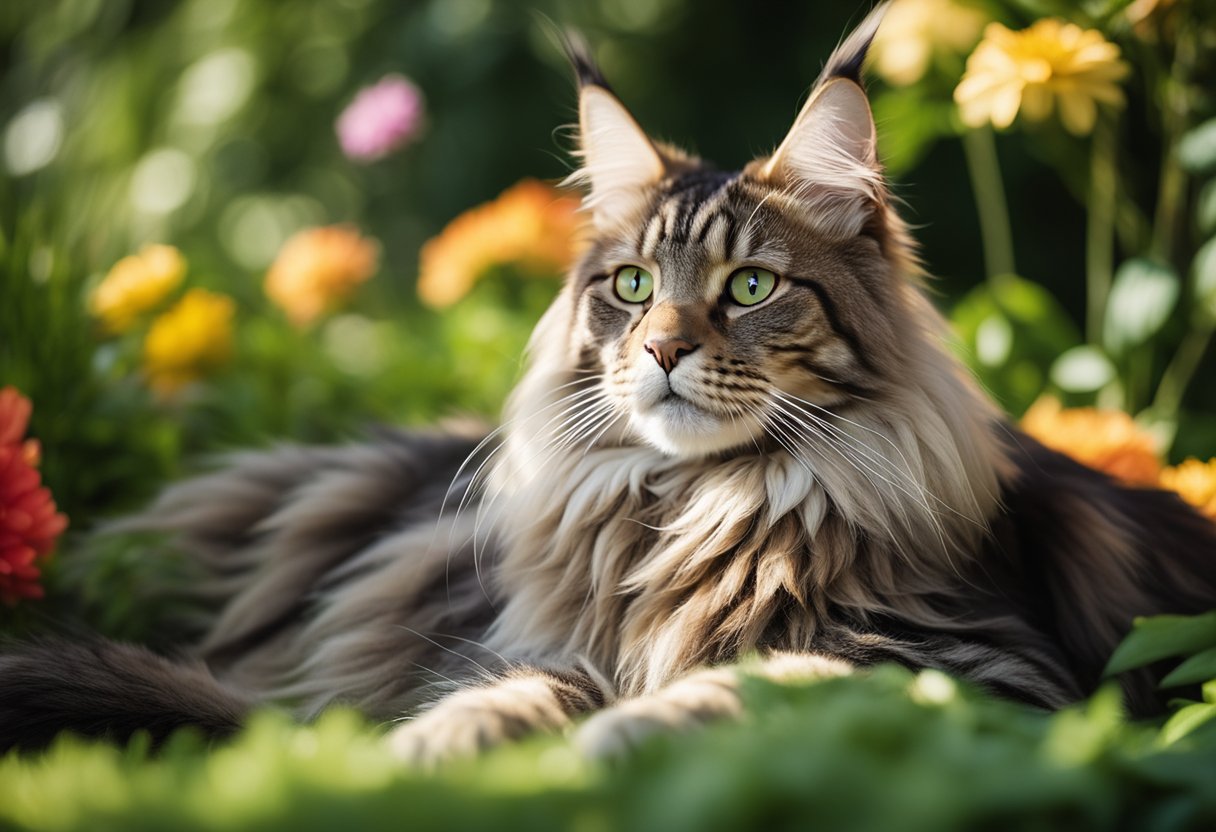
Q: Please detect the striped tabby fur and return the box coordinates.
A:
[3,3,1215,761]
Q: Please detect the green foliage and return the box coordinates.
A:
[1101,612,1216,752]
[1103,612,1216,676]
[4,1,1216,827]
[950,273,1080,413]
[4,658,1216,831]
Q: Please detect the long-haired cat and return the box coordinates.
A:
[3,3,1215,763]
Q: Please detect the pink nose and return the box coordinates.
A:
[644,338,698,373]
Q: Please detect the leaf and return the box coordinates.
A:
[1103,611,1216,676]
[1194,238,1216,321]
[949,275,1079,415]
[1103,258,1180,355]
[1160,646,1216,688]
[975,314,1013,367]
[1199,181,1216,237]
[872,87,958,177]
[1050,345,1116,392]
[1160,702,1216,745]
[1178,118,1216,174]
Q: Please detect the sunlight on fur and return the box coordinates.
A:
[2,2,1214,765]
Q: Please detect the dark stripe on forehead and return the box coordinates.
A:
[654,169,735,246]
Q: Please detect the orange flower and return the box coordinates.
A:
[265,226,380,327]
[1160,458,1216,521]
[0,387,67,605]
[418,179,583,308]
[1020,397,1161,485]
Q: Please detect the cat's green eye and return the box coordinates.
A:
[614,266,654,304]
[728,268,777,306]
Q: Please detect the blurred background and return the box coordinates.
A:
[1,0,1214,626]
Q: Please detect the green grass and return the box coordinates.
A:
[3,666,1216,832]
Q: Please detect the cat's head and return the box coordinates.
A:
[511,4,992,472]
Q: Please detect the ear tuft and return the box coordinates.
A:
[560,29,613,91]
[563,41,667,232]
[816,2,890,87]
[760,5,889,237]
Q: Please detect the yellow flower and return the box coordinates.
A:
[1020,396,1162,486]
[954,19,1129,135]
[265,226,380,328]
[143,289,235,394]
[869,0,987,87]
[418,179,584,308]
[1160,458,1216,521]
[89,244,186,333]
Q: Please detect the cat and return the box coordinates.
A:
[3,3,1215,764]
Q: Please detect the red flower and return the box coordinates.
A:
[0,387,67,605]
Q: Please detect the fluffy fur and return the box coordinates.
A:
[2,3,1214,759]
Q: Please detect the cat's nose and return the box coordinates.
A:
[644,338,699,374]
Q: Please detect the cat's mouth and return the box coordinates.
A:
[629,386,762,457]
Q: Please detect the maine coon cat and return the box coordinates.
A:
[4,3,1216,763]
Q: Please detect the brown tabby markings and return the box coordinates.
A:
[1,3,1214,762]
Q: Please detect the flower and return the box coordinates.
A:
[89,244,186,333]
[869,0,987,86]
[418,179,583,308]
[1020,397,1161,485]
[143,289,236,394]
[336,74,425,162]
[0,387,67,605]
[1160,458,1216,521]
[954,19,1130,136]
[265,225,380,327]
[0,384,33,454]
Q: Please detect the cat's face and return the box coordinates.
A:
[560,45,905,458]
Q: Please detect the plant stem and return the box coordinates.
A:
[1085,114,1118,346]
[1152,327,1214,416]
[1148,8,1202,419]
[962,127,1016,282]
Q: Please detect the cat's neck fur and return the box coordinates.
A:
[486,271,1014,695]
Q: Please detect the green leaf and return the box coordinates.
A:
[1103,612,1216,676]
[1050,345,1116,392]
[1103,258,1180,355]
[872,88,958,178]
[1199,180,1216,237]
[949,275,1079,414]
[1194,238,1216,321]
[1161,701,1216,745]
[1160,646,1216,688]
[1178,118,1216,174]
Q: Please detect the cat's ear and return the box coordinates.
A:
[760,4,889,232]
[563,34,667,230]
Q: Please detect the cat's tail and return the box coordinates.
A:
[0,637,251,752]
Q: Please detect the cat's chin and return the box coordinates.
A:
[629,396,761,458]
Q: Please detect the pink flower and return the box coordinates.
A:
[336,74,424,162]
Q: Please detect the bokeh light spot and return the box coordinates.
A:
[4,99,64,176]
[130,148,197,215]
[175,48,257,126]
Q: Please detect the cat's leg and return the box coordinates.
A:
[386,660,613,767]
[574,652,851,759]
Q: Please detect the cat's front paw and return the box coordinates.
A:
[574,666,744,760]
[573,701,681,759]
[386,702,517,767]
[386,677,573,767]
